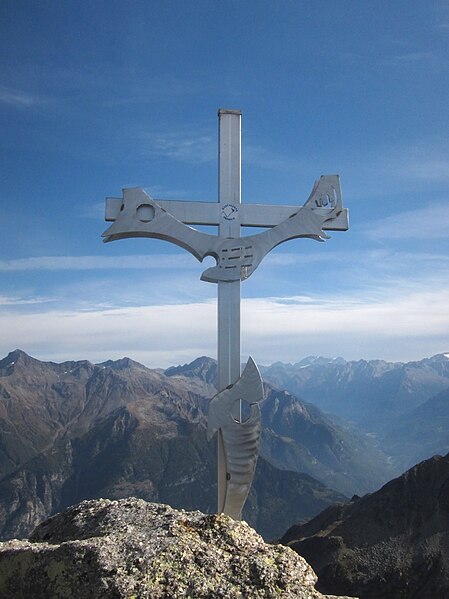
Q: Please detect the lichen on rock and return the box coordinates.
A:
[0,497,355,598]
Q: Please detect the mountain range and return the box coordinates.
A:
[1,349,448,545]
[260,353,449,470]
[0,349,354,541]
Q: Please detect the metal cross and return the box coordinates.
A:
[102,109,348,520]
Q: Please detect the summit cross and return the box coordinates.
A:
[102,109,349,520]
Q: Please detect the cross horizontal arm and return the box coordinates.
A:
[238,204,349,230]
[105,198,220,226]
[105,197,348,230]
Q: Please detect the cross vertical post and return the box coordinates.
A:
[102,108,348,521]
[217,109,242,512]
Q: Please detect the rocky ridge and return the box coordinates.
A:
[0,497,356,598]
[281,453,449,599]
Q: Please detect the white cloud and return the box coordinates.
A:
[363,205,449,240]
[0,302,217,367]
[243,286,449,363]
[1,282,449,368]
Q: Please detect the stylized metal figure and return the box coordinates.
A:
[103,109,348,519]
[207,356,264,519]
[103,174,342,283]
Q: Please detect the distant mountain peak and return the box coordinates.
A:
[167,355,216,370]
[0,349,41,373]
[296,356,347,368]
[98,356,148,371]
[3,348,30,362]
[0,350,97,371]
[431,352,449,361]
[165,356,217,385]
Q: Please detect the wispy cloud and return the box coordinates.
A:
[337,138,449,201]
[0,294,55,306]
[101,75,198,106]
[0,254,198,272]
[0,86,48,108]
[140,129,216,164]
[250,136,449,192]
[139,129,304,172]
[386,144,449,182]
[363,205,449,240]
[143,185,195,200]
[335,47,443,75]
[244,144,301,171]
[81,202,105,219]
[383,51,437,67]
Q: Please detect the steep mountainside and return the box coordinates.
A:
[0,405,346,541]
[260,354,449,434]
[165,356,394,495]
[382,387,449,471]
[260,388,391,497]
[281,453,449,599]
[0,350,210,480]
[0,350,349,541]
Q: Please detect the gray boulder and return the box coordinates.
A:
[0,497,355,598]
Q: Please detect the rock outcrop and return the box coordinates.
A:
[281,453,449,599]
[0,497,355,598]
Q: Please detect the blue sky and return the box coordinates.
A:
[1,0,449,367]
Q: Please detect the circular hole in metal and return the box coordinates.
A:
[136,204,155,222]
[232,398,252,424]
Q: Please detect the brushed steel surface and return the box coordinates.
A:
[102,175,343,284]
[207,357,264,520]
[216,110,242,513]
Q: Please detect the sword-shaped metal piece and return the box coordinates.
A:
[102,109,348,520]
[207,356,263,519]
